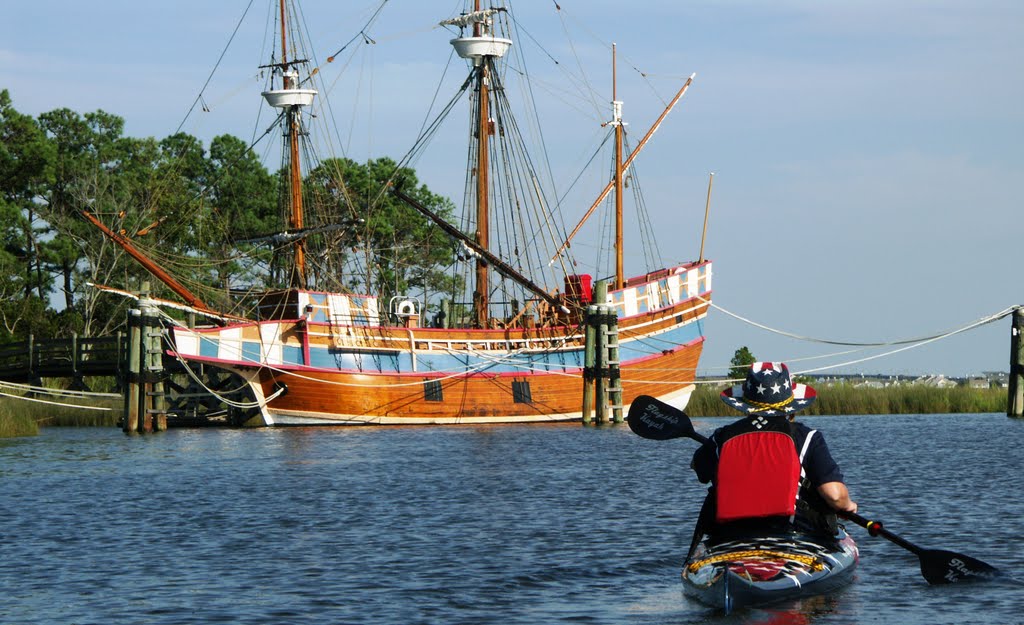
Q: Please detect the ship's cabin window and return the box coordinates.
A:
[512,380,532,404]
[424,380,443,402]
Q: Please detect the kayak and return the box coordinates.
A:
[682,528,859,612]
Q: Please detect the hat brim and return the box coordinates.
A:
[720,383,817,416]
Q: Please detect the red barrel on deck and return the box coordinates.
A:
[564,274,593,304]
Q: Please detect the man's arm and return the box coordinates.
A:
[817,481,857,513]
[690,439,717,484]
[802,429,857,513]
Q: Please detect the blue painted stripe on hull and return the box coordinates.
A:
[297,318,703,374]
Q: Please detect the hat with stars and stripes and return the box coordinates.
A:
[721,361,817,417]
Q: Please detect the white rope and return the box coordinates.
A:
[160,330,285,409]
[0,390,114,411]
[158,309,585,389]
[587,302,1020,383]
[702,297,1017,347]
[0,380,120,399]
[796,329,989,375]
[248,341,542,390]
[88,282,241,323]
[151,300,1019,390]
[699,298,1019,376]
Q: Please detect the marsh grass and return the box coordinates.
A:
[0,410,38,437]
[0,380,1010,437]
[686,382,1008,417]
[0,394,120,437]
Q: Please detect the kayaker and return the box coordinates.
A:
[690,362,857,543]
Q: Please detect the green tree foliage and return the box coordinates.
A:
[303,157,463,310]
[153,132,278,309]
[729,346,756,381]
[1,94,465,337]
[35,106,153,336]
[0,90,56,340]
[205,134,278,242]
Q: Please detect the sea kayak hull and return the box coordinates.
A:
[682,529,858,612]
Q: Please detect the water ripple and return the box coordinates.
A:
[2,415,1020,624]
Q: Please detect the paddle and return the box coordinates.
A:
[841,511,1000,584]
[626,394,1002,584]
[626,394,709,444]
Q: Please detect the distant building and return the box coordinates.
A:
[806,372,1006,388]
[912,375,957,388]
[811,374,905,387]
[854,379,886,389]
[984,371,1009,388]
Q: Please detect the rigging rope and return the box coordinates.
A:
[0,380,119,411]
[701,298,1019,376]
[110,296,1021,394]
[159,326,286,410]
[175,0,256,135]
[0,391,115,411]
[704,297,1017,347]
[0,380,120,399]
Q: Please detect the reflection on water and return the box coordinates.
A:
[736,594,842,625]
[2,414,1021,624]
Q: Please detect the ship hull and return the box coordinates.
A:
[231,337,702,425]
[168,262,711,426]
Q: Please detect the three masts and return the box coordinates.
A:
[85,1,713,425]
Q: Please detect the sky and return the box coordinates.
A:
[2,0,1021,378]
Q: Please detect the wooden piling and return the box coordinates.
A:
[115,331,126,393]
[1010,307,1024,418]
[595,304,609,425]
[606,314,622,423]
[582,281,613,425]
[582,305,597,425]
[123,309,142,434]
[71,333,78,383]
[140,296,167,431]
[122,281,168,434]
[27,334,42,388]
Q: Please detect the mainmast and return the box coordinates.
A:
[262,0,317,290]
[445,6,511,328]
[549,73,695,265]
[611,44,625,290]
[474,4,491,327]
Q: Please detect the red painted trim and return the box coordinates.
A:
[301,320,311,366]
[175,339,704,381]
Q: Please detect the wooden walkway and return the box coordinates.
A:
[0,334,127,389]
[0,332,258,428]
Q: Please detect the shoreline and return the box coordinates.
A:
[0,384,1011,437]
[685,383,1007,417]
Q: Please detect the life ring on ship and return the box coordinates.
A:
[396,299,417,316]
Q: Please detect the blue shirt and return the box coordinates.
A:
[691,416,845,487]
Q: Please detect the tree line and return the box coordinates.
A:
[0,89,460,343]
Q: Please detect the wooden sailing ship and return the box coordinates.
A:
[89,2,712,425]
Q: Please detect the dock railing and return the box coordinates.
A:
[0,333,126,390]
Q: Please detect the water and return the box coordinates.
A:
[2,414,1023,624]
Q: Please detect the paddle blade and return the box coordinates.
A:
[920,549,1001,584]
[626,395,701,441]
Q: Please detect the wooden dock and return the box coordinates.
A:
[0,334,126,390]
[0,329,249,430]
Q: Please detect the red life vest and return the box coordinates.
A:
[714,430,803,523]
